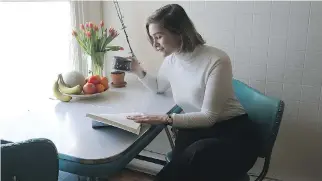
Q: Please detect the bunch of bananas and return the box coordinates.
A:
[52,74,83,102]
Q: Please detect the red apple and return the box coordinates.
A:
[88,75,101,84]
[83,82,97,94]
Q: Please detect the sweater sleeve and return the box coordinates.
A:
[171,57,233,128]
[138,56,171,94]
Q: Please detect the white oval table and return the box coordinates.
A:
[0,79,183,178]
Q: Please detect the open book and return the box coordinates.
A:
[86,112,142,135]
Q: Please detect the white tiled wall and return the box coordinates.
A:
[103,1,322,180]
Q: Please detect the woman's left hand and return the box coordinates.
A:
[127,113,168,124]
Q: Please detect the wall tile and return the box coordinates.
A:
[205,1,237,14]
[254,1,271,14]
[267,49,286,67]
[319,103,322,123]
[252,13,270,37]
[208,12,235,31]
[287,35,307,51]
[290,1,310,17]
[283,100,300,120]
[320,86,322,102]
[305,51,322,70]
[311,1,322,15]
[189,1,205,14]
[236,14,253,37]
[302,69,322,86]
[249,64,267,81]
[269,36,288,51]
[301,86,321,103]
[288,14,310,37]
[267,66,284,82]
[234,47,251,67]
[285,50,306,68]
[236,1,254,14]
[308,13,322,36]
[251,35,269,49]
[270,13,290,36]
[235,34,252,48]
[250,48,268,65]
[233,65,250,80]
[268,36,287,66]
[212,31,235,48]
[282,83,302,101]
[271,1,291,14]
[266,82,283,99]
[283,67,303,84]
[298,102,319,121]
[307,35,322,52]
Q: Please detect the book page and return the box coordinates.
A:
[86,112,142,134]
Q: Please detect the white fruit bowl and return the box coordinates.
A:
[63,89,108,99]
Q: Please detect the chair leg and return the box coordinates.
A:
[164,126,175,150]
[254,157,270,181]
[85,177,109,181]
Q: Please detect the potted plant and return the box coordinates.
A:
[71,21,124,79]
[110,71,126,87]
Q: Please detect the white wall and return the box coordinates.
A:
[102,1,322,181]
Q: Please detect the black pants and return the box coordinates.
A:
[155,114,260,181]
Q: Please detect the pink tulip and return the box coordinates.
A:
[108,27,113,33]
[108,27,118,38]
[94,25,99,31]
[100,20,104,27]
[80,24,85,30]
[72,30,77,36]
[89,22,93,28]
[85,22,89,28]
[86,31,91,38]
[119,47,124,50]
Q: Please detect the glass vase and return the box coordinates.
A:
[89,52,105,77]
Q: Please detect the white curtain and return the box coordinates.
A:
[69,0,88,76]
[69,0,103,77]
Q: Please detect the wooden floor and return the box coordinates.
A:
[58,169,155,181]
[59,170,281,181]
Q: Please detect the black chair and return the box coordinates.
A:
[1,138,59,181]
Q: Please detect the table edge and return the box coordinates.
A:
[57,124,165,164]
[57,104,182,165]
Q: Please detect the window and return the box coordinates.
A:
[0,2,72,105]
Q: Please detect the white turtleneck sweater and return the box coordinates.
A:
[138,45,246,128]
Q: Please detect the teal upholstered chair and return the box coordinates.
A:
[165,79,285,181]
[1,138,59,181]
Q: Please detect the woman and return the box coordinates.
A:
[126,4,260,181]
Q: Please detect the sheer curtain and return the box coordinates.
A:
[0,1,85,109]
[69,1,104,76]
[0,1,101,107]
[69,0,88,76]
[0,2,70,102]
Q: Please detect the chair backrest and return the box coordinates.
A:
[1,138,59,181]
[232,79,285,158]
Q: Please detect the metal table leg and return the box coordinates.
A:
[164,126,175,150]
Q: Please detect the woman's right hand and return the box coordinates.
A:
[127,56,145,78]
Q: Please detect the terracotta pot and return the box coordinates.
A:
[111,71,125,85]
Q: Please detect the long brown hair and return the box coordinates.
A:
[146,4,205,53]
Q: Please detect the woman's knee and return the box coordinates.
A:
[179,138,222,163]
